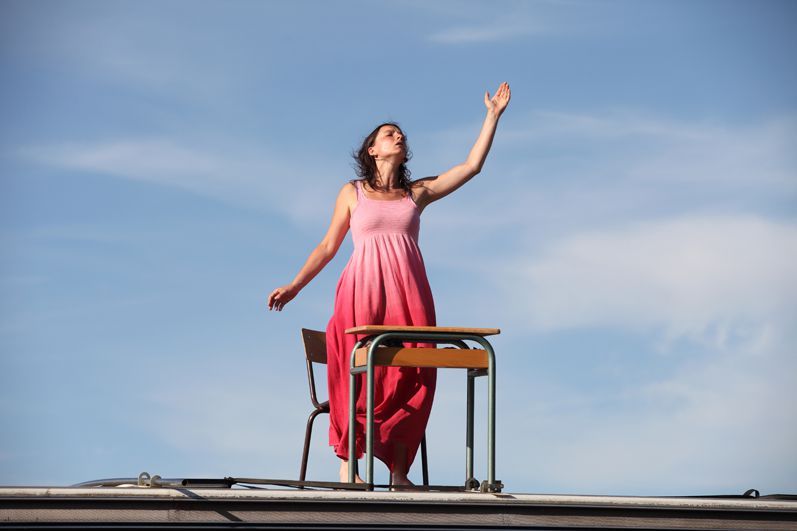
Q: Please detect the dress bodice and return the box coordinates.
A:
[350,180,420,248]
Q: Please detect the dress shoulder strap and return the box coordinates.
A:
[353,179,364,201]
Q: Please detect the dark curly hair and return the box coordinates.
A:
[352,122,413,192]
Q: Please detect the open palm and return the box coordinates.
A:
[484,82,511,117]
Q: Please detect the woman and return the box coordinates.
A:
[268,82,511,485]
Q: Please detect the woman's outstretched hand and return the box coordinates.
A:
[267,284,298,311]
[484,82,511,117]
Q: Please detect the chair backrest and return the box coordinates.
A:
[301,328,327,364]
[301,328,327,409]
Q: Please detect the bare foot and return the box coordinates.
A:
[389,443,413,488]
[339,459,364,484]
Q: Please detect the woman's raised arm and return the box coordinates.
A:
[267,183,355,311]
[414,82,511,209]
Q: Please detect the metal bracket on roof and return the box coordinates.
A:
[480,479,504,493]
[137,472,163,488]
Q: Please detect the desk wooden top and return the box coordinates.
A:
[345,325,500,336]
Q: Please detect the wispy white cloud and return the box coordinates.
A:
[17,139,335,223]
[429,19,545,44]
[421,0,592,44]
[144,385,302,461]
[488,214,797,494]
[129,351,349,481]
[500,215,797,338]
[430,211,797,493]
[417,110,797,273]
[514,109,797,186]
[3,3,250,104]
[504,331,797,493]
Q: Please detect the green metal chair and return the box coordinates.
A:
[299,328,429,485]
[298,329,330,483]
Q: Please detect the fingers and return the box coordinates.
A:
[485,83,511,110]
[267,289,283,311]
[268,286,294,311]
[493,82,510,108]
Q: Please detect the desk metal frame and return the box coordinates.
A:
[347,330,499,492]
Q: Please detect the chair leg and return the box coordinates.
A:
[299,407,326,483]
[421,434,429,486]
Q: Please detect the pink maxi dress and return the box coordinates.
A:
[326,179,436,472]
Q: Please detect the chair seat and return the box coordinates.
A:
[353,347,489,369]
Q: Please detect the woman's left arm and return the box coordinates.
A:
[414,82,511,208]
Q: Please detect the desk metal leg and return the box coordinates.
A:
[476,337,499,492]
[348,340,363,485]
[488,345,496,488]
[421,435,429,486]
[348,369,356,484]
[366,343,376,489]
[465,370,476,489]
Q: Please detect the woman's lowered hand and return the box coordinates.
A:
[267,283,299,311]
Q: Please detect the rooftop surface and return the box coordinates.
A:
[2,484,796,529]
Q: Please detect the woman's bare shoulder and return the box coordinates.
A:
[339,180,358,194]
[336,181,358,210]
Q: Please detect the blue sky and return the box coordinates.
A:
[1,0,795,495]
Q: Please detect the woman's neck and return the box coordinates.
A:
[372,162,401,191]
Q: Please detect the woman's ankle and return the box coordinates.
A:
[390,471,414,486]
[339,459,364,483]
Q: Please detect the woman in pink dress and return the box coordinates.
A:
[268,82,510,485]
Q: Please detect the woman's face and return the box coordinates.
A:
[368,125,406,161]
